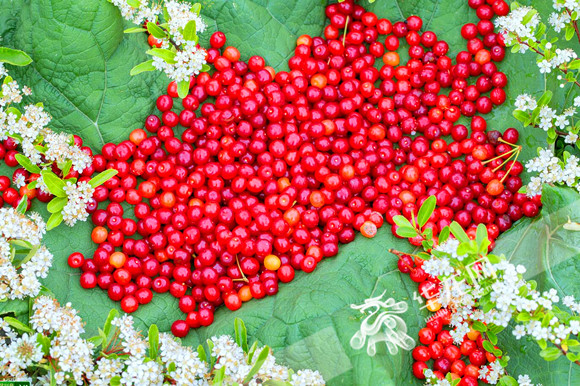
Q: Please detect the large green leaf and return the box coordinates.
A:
[0,0,579,385]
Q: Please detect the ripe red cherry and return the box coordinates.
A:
[418,327,435,345]
[171,320,190,337]
[68,252,85,269]
[121,295,139,313]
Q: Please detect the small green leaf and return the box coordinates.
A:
[475,223,488,249]
[393,215,413,229]
[206,339,215,368]
[60,160,73,177]
[438,226,450,244]
[40,170,66,197]
[247,341,258,363]
[15,154,41,173]
[472,321,487,332]
[537,90,553,107]
[110,376,121,386]
[566,25,575,41]
[16,195,28,214]
[4,316,33,333]
[234,318,249,353]
[197,344,207,364]
[191,3,202,15]
[47,212,63,230]
[568,59,580,70]
[148,324,159,359]
[88,335,104,346]
[482,340,496,353]
[182,19,198,42]
[103,308,118,337]
[130,60,156,76]
[513,109,530,125]
[213,366,226,386]
[146,48,176,63]
[540,347,562,361]
[538,339,548,350]
[177,80,190,99]
[47,197,67,213]
[243,346,270,383]
[124,27,147,34]
[126,0,141,8]
[487,330,498,345]
[0,47,32,66]
[89,169,118,188]
[522,9,537,25]
[147,22,167,39]
[417,195,436,228]
[395,226,419,238]
[201,63,211,72]
[449,222,470,243]
[498,376,518,386]
[37,333,51,356]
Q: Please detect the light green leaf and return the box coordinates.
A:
[123,27,147,33]
[243,346,270,383]
[539,347,562,361]
[4,316,33,333]
[15,195,28,214]
[177,80,190,99]
[40,170,66,197]
[146,48,176,63]
[148,324,159,359]
[417,195,436,228]
[15,154,41,173]
[88,169,118,188]
[146,22,166,39]
[130,60,156,76]
[234,318,249,353]
[182,19,198,42]
[46,212,63,230]
[0,47,32,66]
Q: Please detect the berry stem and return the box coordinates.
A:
[500,150,520,183]
[482,146,521,165]
[342,16,350,47]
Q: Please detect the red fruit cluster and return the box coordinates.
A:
[69,0,540,339]
[397,252,503,384]
[0,136,95,210]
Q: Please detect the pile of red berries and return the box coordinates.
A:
[66,0,541,343]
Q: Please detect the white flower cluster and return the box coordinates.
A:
[423,256,454,277]
[30,296,95,384]
[0,320,43,379]
[152,44,207,82]
[110,0,208,84]
[495,6,541,51]
[110,0,160,25]
[525,148,580,196]
[0,208,51,300]
[550,0,580,32]
[210,335,323,385]
[538,48,578,74]
[44,131,92,173]
[478,361,506,384]
[165,0,206,46]
[2,297,325,385]
[426,238,580,368]
[61,180,95,226]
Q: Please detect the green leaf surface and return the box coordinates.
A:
[0,46,32,66]
[0,1,578,385]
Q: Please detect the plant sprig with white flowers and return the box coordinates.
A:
[0,295,325,385]
[389,198,580,386]
[495,1,580,196]
[0,207,52,301]
[0,49,118,229]
[109,0,210,98]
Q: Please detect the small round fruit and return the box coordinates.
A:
[264,254,281,271]
[68,252,85,269]
[171,320,190,337]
